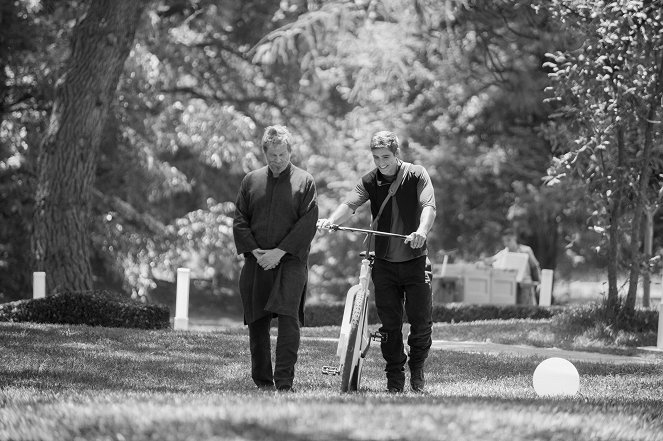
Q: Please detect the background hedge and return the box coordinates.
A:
[303,302,563,327]
[0,290,170,329]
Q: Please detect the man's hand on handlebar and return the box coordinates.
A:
[317,218,334,231]
[404,231,427,249]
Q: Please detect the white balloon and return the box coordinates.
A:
[532,357,580,397]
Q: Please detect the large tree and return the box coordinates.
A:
[545,0,663,316]
[32,0,148,293]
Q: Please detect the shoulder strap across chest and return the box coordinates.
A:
[370,162,411,230]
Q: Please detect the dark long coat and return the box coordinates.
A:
[233,163,318,325]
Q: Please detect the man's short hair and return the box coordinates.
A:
[262,125,293,152]
[369,131,399,154]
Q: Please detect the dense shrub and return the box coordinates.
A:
[0,290,170,329]
[432,303,562,323]
[550,302,659,347]
[552,302,659,333]
[304,301,563,327]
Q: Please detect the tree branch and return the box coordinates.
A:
[160,86,286,112]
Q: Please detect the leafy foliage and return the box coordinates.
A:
[257,0,573,286]
[544,0,663,311]
[3,0,662,317]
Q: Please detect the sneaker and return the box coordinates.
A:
[276,384,294,392]
[410,368,425,392]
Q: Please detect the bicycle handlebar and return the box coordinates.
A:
[321,224,409,240]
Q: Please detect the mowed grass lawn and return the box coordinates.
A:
[1,320,662,441]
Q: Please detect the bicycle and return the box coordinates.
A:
[320,224,409,392]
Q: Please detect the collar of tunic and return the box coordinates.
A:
[267,163,293,179]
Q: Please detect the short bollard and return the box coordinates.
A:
[539,269,554,307]
[33,272,46,299]
[657,302,663,350]
[174,268,190,330]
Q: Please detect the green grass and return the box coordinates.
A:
[1,321,662,441]
[304,318,656,356]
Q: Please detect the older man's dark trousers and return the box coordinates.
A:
[248,314,300,389]
[372,256,432,390]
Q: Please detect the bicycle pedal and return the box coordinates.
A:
[370,331,388,342]
[322,365,340,376]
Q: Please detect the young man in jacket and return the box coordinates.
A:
[317,131,436,393]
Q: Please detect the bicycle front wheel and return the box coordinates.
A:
[340,287,368,392]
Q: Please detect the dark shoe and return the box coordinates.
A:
[255,382,275,391]
[386,386,404,393]
[386,369,405,394]
[276,384,294,392]
[410,368,425,392]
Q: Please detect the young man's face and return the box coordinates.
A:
[264,142,291,176]
[372,147,399,176]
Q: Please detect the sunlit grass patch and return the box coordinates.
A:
[1,321,662,441]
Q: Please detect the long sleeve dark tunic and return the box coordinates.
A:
[233,163,318,324]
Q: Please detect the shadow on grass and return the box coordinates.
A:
[1,322,661,398]
[0,322,254,393]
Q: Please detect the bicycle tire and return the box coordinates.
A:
[340,287,367,392]
[349,345,364,390]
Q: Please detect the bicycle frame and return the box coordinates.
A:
[320,224,403,392]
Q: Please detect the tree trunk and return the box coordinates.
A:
[643,208,654,308]
[32,0,147,293]
[606,202,621,316]
[625,204,643,313]
[525,198,558,272]
[605,126,627,317]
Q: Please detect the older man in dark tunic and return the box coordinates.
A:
[233,125,318,392]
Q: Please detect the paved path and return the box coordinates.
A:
[428,339,662,364]
[299,336,663,365]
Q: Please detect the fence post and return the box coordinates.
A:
[658,302,663,350]
[33,272,46,299]
[539,269,554,307]
[174,268,190,330]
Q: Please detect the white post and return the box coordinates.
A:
[33,272,46,299]
[440,254,449,278]
[174,268,190,330]
[539,269,554,307]
[657,302,663,350]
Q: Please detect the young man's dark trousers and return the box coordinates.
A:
[248,314,300,389]
[372,255,432,390]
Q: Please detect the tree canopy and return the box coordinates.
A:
[1,0,662,318]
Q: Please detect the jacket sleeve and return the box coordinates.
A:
[233,178,259,256]
[277,176,319,260]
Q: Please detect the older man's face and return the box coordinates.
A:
[264,142,291,176]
